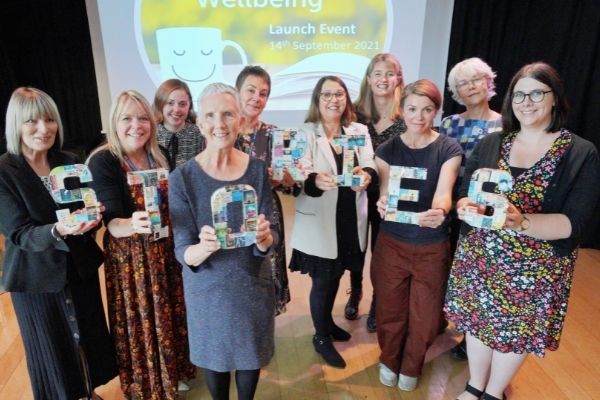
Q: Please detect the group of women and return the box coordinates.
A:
[1,52,598,400]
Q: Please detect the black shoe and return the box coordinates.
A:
[313,335,346,368]
[450,338,468,361]
[344,288,362,320]
[366,302,376,333]
[331,324,351,341]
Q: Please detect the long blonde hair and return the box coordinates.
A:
[354,53,404,123]
[89,90,169,168]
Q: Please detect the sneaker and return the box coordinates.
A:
[344,288,362,320]
[331,324,352,341]
[379,363,398,387]
[313,335,346,368]
[450,338,468,361]
[177,380,190,391]
[366,300,376,333]
[398,374,418,391]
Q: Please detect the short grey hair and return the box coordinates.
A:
[5,87,64,155]
[447,57,497,105]
[197,82,240,115]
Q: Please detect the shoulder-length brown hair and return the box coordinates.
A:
[501,62,569,133]
[305,76,356,127]
[152,79,196,125]
[354,53,404,123]
[89,90,169,169]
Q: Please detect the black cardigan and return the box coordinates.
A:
[459,131,600,256]
[0,151,103,292]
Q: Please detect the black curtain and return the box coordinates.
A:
[443,0,600,249]
[0,0,103,157]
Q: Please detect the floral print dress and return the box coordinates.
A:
[103,164,196,399]
[445,130,576,357]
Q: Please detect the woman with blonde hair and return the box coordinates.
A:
[88,90,196,399]
[349,53,406,332]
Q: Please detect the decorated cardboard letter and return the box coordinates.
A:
[127,168,170,240]
[463,168,514,230]
[50,164,99,227]
[211,184,258,249]
[271,128,306,181]
[384,166,427,224]
[331,135,366,187]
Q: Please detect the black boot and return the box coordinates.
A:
[366,296,376,333]
[344,288,362,320]
[313,335,346,368]
[330,324,351,341]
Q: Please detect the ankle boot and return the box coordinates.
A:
[312,335,346,368]
[330,324,351,341]
[344,288,362,320]
[366,296,376,333]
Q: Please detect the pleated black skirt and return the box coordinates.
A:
[11,270,117,400]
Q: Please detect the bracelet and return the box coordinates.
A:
[50,223,64,241]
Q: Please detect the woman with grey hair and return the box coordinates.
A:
[169,82,277,399]
[439,58,502,360]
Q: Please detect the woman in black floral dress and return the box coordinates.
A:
[235,65,292,315]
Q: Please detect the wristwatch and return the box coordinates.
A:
[520,215,530,231]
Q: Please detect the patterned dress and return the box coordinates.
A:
[445,130,576,356]
[157,122,205,167]
[101,161,196,399]
[236,121,291,315]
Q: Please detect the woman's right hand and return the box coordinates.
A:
[315,172,337,191]
[197,225,220,254]
[130,211,152,235]
[455,197,484,221]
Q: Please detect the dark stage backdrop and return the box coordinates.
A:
[0,0,104,157]
[443,0,600,249]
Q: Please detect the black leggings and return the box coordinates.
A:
[204,368,260,400]
[310,274,342,337]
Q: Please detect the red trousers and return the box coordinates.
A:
[371,232,450,377]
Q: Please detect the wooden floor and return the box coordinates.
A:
[1,195,599,399]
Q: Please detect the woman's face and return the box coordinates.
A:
[239,75,270,121]
[198,92,243,151]
[116,100,152,155]
[455,72,490,107]
[402,93,437,134]
[162,88,191,132]
[367,61,400,98]
[511,77,554,131]
[20,115,58,155]
[318,79,347,123]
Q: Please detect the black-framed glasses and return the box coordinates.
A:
[512,89,552,104]
[320,91,346,101]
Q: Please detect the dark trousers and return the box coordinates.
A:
[371,232,450,377]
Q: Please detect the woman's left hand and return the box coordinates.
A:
[255,214,273,252]
[350,166,371,192]
[503,203,525,230]
[418,208,446,229]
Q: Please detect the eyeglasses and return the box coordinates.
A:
[320,91,346,101]
[456,77,485,89]
[511,89,552,104]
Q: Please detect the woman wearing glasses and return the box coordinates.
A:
[289,76,375,368]
[445,62,600,400]
[439,57,502,360]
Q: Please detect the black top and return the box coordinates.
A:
[0,151,103,292]
[459,131,600,255]
[376,134,463,244]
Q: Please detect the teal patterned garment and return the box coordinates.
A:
[445,130,577,357]
[439,115,502,191]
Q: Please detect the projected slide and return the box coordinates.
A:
[135,0,391,109]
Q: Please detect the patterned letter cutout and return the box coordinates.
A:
[50,164,99,227]
[384,166,427,224]
[211,184,258,249]
[463,168,514,230]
